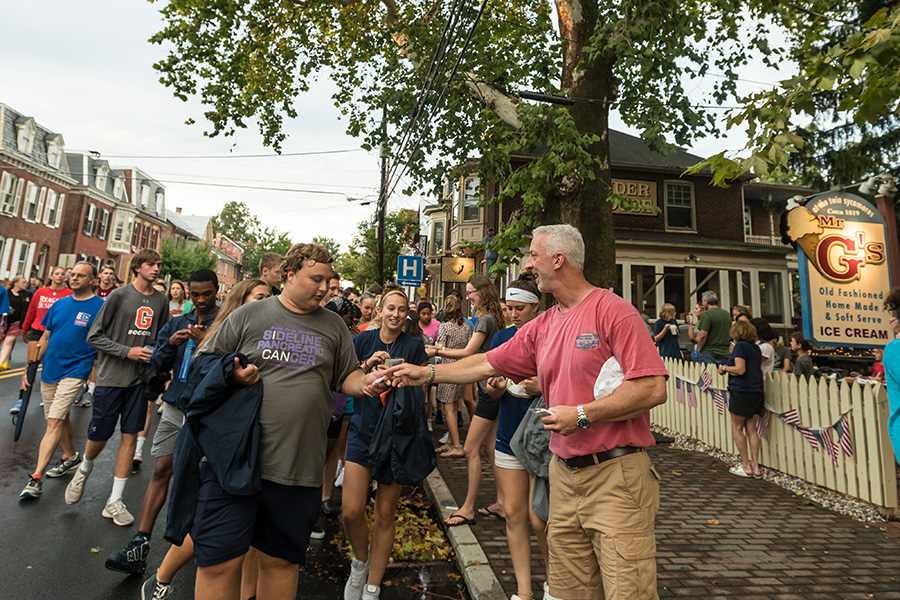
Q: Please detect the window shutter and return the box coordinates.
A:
[36,188,47,225]
[55,194,65,227]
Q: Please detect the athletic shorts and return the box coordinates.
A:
[326,417,343,440]
[192,463,322,567]
[494,449,525,470]
[88,384,147,441]
[41,378,86,420]
[474,387,500,421]
[27,329,43,343]
[728,390,765,419]
[151,402,185,458]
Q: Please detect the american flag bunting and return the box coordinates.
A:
[698,369,712,392]
[712,389,726,415]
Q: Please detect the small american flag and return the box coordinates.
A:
[712,389,726,415]
[819,428,840,467]
[781,409,801,425]
[798,425,820,449]
[757,408,771,439]
[698,369,712,392]
[687,382,697,408]
[675,377,685,404]
[836,413,853,457]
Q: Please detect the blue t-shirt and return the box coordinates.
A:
[0,286,9,315]
[41,295,105,383]
[348,330,429,458]
[726,340,763,393]
[884,338,900,465]
[492,326,535,456]
[653,318,681,360]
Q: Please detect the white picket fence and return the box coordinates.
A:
[652,358,898,514]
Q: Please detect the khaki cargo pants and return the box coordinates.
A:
[547,450,661,600]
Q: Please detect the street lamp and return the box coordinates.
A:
[858,173,899,287]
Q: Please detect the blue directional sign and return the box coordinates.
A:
[396,255,424,287]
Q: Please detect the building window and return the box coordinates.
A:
[82,204,98,236]
[95,164,109,191]
[97,209,111,240]
[132,220,141,244]
[432,221,445,255]
[14,241,29,277]
[46,138,64,169]
[463,178,480,222]
[113,176,125,200]
[0,172,20,216]
[447,179,458,229]
[23,183,41,222]
[141,224,150,248]
[140,185,150,209]
[150,228,159,249]
[155,192,165,215]
[758,271,784,323]
[43,190,60,226]
[37,245,49,279]
[664,181,695,231]
[16,120,36,154]
[743,205,752,236]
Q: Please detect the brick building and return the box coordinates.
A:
[424,130,808,327]
[210,232,245,292]
[0,103,77,282]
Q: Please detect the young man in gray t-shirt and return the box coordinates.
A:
[191,243,389,600]
[65,250,170,528]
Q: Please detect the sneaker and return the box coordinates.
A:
[73,384,86,406]
[435,410,444,424]
[65,468,91,504]
[310,523,326,540]
[344,558,370,600]
[141,572,173,600]
[81,392,93,408]
[10,398,22,415]
[106,533,150,574]
[335,463,345,488]
[102,498,135,526]
[426,418,433,432]
[543,581,561,600]
[322,498,341,517]
[47,453,82,478]
[0,362,9,373]
[438,431,449,445]
[20,477,43,499]
[362,584,381,600]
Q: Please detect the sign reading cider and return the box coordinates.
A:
[785,192,894,347]
[611,179,657,215]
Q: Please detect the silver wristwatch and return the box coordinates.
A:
[576,404,591,429]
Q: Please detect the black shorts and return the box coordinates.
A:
[326,417,343,440]
[474,387,500,421]
[88,385,147,441]
[191,464,322,567]
[728,390,765,419]
[27,329,42,343]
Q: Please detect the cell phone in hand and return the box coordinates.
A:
[529,407,553,417]
[384,358,404,367]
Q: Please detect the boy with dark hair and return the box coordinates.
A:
[790,332,814,379]
[105,268,220,576]
[65,249,170,526]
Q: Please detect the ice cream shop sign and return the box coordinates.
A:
[784,192,894,347]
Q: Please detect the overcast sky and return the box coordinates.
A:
[0,1,784,252]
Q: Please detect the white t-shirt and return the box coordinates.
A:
[757,341,775,374]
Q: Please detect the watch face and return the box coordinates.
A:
[577,417,591,429]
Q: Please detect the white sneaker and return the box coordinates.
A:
[102,498,135,526]
[343,558,369,600]
[335,462,345,488]
[362,583,381,599]
[544,580,561,600]
[426,418,433,432]
[65,468,91,504]
[439,431,449,444]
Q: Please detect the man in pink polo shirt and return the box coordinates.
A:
[389,224,668,600]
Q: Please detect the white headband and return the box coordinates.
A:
[506,288,539,304]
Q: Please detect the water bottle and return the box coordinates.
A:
[178,339,197,383]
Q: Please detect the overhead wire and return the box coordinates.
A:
[97,148,365,160]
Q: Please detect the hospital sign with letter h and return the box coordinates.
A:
[396,255,424,287]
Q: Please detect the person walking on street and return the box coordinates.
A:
[388,224,668,600]
[691,291,731,365]
[104,269,219,575]
[64,249,170,527]
[0,275,32,372]
[19,262,103,499]
[718,319,764,478]
[96,265,118,299]
[258,252,283,295]
[433,295,470,457]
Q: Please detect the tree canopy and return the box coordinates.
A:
[334,209,419,287]
[160,238,217,281]
[150,0,887,284]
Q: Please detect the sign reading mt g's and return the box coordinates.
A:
[784,192,893,347]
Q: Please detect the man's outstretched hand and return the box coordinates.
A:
[384,363,430,388]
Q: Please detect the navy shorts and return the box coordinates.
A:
[88,385,147,441]
[192,463,322,567]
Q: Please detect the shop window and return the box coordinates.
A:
[758,271,784,323]
[664,181,695,231]
[463,178,480,222]
[432,221,445,254]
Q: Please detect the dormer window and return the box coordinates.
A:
[15,118,36,154]
[46,135,64,169]
[95,164,109,191]
[140,184,150,209]
[155,191,165,215]
[113,176,125,200]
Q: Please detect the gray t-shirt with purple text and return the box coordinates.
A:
[200,296,359,487]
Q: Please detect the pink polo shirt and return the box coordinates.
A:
[486,287,668,459]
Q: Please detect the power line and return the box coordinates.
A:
[97,148,365,160]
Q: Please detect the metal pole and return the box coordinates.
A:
[377,106,387,285]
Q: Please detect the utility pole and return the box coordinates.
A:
[376,106,388,286]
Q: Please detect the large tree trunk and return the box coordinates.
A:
[550,0,616,288]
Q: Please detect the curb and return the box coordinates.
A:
[423,468,507,600]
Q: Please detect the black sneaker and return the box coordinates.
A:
[435,411,444,425]
[457,411,464,428]
[105,534,150,575]
[321,498,341,517]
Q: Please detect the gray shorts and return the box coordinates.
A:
[151,402,185,458]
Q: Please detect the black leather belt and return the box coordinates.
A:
[560,446,643,469]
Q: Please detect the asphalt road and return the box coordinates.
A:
[0,343,466,600]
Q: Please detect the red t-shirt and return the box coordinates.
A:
[96,285,116,299]
[486,287,669,459]
[22,286,74,333]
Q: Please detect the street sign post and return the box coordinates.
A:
[396,255,424,287]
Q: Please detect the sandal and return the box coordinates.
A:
[444,512,476,527]
[728,465,750,478]
[478,506,506,521]
[440,446,464,458]
[436,443,452,453]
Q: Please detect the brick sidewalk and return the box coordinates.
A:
[433,432,900,599]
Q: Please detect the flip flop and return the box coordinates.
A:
[440,447,464,458]
[444,512,476,527]
[478,506,506,521]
